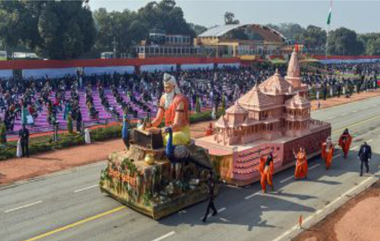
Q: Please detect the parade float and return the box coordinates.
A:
[195,50,331,186]
[100,74,214,220]
[99,50,331,219]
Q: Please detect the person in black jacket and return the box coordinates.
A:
[358,141,372,176]
[19,125,30,158]
[202,172,218,222]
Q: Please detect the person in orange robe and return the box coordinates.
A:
[339,129,352,158]
[260,151,275,193]
[322,137,334,170]
[294,147,308,179]
[259,153,266,175]
[205,123,214,136]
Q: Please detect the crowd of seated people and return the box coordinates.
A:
[85,85,99,120]
[0,62,379,134]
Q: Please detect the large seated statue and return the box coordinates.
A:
[147,73,190,146]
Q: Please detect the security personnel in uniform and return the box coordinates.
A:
[19,125,30,158]
[202,172,218,222]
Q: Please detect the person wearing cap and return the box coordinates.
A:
[322,136,334,170]
[358,141,372,176]
[339,128,352,158]
[147,73,190,146]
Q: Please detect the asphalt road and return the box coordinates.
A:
[2,95,380,241]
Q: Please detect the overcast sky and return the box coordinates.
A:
[88,0,380,33]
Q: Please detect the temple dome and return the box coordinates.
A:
[285,93,310,109]
[287,51,301,78]
[259,69,292,95]
[285,51,302,88]
[237,84,275,110]
[226,102,247,114]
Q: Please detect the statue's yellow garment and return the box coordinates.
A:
[163,125,191,146]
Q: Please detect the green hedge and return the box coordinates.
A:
[0,110,220,161]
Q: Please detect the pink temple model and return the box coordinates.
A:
[196,51,331,186]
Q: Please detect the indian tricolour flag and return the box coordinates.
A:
[327,1,332,25]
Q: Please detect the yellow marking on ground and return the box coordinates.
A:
[332,115,380,135]
[23,206,126,241]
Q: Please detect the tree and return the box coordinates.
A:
[188,23,207,36]
[267,23,305,42]
[93,0,195,55]
[93,8,146,54]
[366,38,380,55]
[359,33,380,55]
[300,25,327,53]
[224,12,240,25]
[327,27,364,56]
[138,0,195,37]
[0,0,96,59]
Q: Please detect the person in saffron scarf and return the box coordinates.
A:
[322,136,334,170]
[294,147,308,179]
[260,150,275,193]
[339,128,352,158]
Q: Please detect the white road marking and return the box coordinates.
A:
[351,146,359,150]
[74,184,99,193]
[333,154,341,159]
[217,207,227,213]
[152,231,175,241]
[326,117,334,120]
[199,207,227,220]
[352,110,358,113]
[280,176,294,184]
[220,217,230,222]
[308,163,321,171]
[271,176,375,241]
[245,192,260,200]
[4,200,43,213]
[367,139,374,143]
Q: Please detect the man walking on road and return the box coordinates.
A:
[202,172,218,222]
[358,141,372,176]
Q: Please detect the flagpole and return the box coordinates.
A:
[325,0,332,71]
